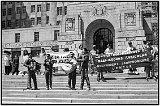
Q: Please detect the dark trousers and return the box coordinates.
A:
[27,71,38,89]
[5,66,10,75]
[145,65,155,78]
[12,65,19,75]
[97,68,104,81]
[80,68,90,89]
[68,69,76,88]
[45,70,52,89]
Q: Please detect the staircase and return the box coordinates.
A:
[2,73,158,104]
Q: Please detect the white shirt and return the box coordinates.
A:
[90,49,96,55]
[70,58,77,65]
[77,49,83,57]
[4,55,11,66]
[23,55,29,63]
[104,48,114,54]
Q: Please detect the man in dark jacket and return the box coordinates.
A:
[12,54,19,75]
[24,54,39,90]
[78,48,91,90]
[44,54,54,90]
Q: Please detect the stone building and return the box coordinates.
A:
[2,2,158,58]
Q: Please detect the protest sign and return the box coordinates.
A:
[47,52,73,74]
[92,51,152,71]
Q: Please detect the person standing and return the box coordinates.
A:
[68,52,77,90]
[4,53,12,75]
[77,48,91,90]
[19,50,29,76]
[104,44,114,54]
[44,54,54,90]
[89,45,97,75]
[125,41,136,52]
[11,54,19,75]
[24,54,39,90]
[39,48,46,75]
[77,45,83,73]
[125,41,137,74]
[143,41,154,80]
[96,49,105,82]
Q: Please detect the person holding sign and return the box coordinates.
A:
[126,41,136,52]
[77,48,91,90]
[96,49,105,82]
[89,45,97,75]
[67,52,77,90]
[44,54,54,90]
[23,54,39,90]
[143,41,155,80]
[125,41,138,74]
[104,44,114,54]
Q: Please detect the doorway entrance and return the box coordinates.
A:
[93,28,113,54]
[85,19,115,52]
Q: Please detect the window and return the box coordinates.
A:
[46,3,50,11]
[15,33,20,43]
[2,21,6,28]
[15,20,19,27]
[8,2,12,4]
[57,7,62,15]
[3,2,6,5]
[54,30,59,40]
[2,9,6,16]
[34,32,39,41]
[31,5,35,12]
[37,5,41,12]
[31,18,35,26]
[37,17,41,25]
[46,16,49,24]
[16,7,21,14]
[21,20,25,27]
[7,20,11,27]
[8,8,12,15]
[22,6,26,13]
[65,6,67,15]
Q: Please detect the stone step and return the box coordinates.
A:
[2,86,158,90]
[2,89,158,94]
[2,97,158,104]
[3,93,158,99]
[2,73,158,104]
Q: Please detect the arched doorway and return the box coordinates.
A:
[93,28,113,54]
[85,19,115,52]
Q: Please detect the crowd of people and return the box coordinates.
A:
[3,40,158,90]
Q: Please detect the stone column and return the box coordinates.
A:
[34,4,37,26]
[50,2,57,26]
[41,2,46,27]
[62,2,65,16]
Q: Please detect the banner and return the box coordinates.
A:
[47,52,73,74]
[92,51,152,71]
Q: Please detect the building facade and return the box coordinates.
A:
[2,2,158,58]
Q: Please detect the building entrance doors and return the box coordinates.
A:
[93,28,113,54]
